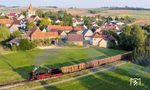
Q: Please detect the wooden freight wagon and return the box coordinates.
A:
[78,63,86,70]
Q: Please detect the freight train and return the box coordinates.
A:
[29,52,131,80]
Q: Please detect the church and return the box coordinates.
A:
[26,4,36,18]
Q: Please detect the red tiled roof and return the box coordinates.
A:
[93,33,107,38]
[7,13,17,17]
[29,28,59,39]
[48,25,73,31]
[74,26,84,31]
[27,15,39,22]
[0,19,14,24]
[68,34,83,41]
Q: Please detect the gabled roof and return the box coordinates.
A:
[82,29,93,37]
[28,28,59,39]
[68,34,83,41]
[73,26,84,31]
[7,13,17,17]
[27,15,40,22]
[93,33,107,38]
[47,25,73,31]
[0,19,14,24]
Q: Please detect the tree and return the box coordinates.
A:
[119,25,146,51]
[142,25,150,33]
[83,16,93,28]
[145,35,150,47]
[119,26,133,50]
[132,41,150,66]
[131,25,146,47]
[62,13,73,26]
[39,18,51,29]
[12,31,22,38]
[26,22,36,30]
[36,9,44,17]
[21,10,26,16]
[0,26,11,42]
[19,39,36,50]
[115,16,119,21]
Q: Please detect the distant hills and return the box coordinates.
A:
[102,6,150,10]
[0,5,6,8]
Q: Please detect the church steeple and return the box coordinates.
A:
[28,3,33,11]
[27,3,35,18]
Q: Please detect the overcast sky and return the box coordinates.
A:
[1,0,150,8]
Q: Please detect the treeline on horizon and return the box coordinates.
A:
[102,6,150,10]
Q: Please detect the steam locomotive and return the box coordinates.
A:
[29,52,131,80]
[29,67,62,80]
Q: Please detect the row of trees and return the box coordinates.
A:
[108,25,149,66]
[36,10,73,26]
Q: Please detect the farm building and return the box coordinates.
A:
[67,34,83,46]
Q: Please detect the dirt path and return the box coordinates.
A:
[29,62,126,90]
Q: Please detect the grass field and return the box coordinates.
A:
[38,62,150,90]
[0,47,125,84]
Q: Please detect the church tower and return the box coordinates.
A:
[27,3,35,18]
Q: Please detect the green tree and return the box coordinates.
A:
[119,25,146,51]
[39,18,51,29]
[0,26,11,42]
[132,46,150,66]
[36,9,44,17]
[142,25,150,33]
[26,22,36,30]
[19,39,36,50]
[62,13,73,26]
[115,16,119,21]
[132,25,146,47]
[12,31,22,38]
[21,10,26,16]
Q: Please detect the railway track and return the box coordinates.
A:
[0,61,127,90]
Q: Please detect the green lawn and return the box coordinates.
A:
[39,62,150,90]
[0,47,125,84]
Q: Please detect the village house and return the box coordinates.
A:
[92,32,117,48]
[82,29,94,44]
[7,13,18,18]
[27,27,59,40]
[72,17,84,27]
[0,13,5,16]
[73,26,85,34]
[0,19,14,27]
[9,19,20,33]
[47,25,73,33]
[17,14,25,20]
[92,33,109,48]
[59,31,67,40]
[27,15,40,24]
[67,34,83,46]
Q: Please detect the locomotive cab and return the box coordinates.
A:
[29,67,62,80]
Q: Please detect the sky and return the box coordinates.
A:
[0,0,150,8]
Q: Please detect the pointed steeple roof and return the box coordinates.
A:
[28,3,33,11]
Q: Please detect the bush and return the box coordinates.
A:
[19,39,36,50]
[11,45,18,51]
[132,47,150,66]
[33,39,52,46]
[12,31,22,38]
